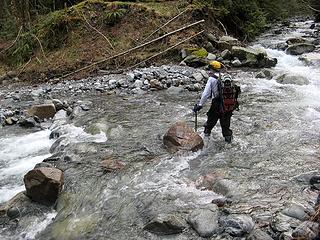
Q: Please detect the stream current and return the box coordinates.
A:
[0,20,319,239]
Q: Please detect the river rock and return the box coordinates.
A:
[192,72,203,82]
[292,221,319,239]
[150,79,163,90]
[163,122,204,153]
[27,103,56,120]
[187,205,220,237]
[18,116,36,128]
[276,74,309,85]
[143,214,187,235]
[212,178,238,198]
[247,229,273,240]
[166,86,184,95]
[231,59,242,67]
[286,37,308,45]
[299,52,320,65]
[24,167,64,205]
[221,49,232,60]
[207,53,217,61]
[286,43,316,55]
[231,46,277,68]
[270,213,301,233]
[220,214,254,237]
[281,203,310,221]
[218,36,240,51]
[52,99,64,111]
[101,159,125,171]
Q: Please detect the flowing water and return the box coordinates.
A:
[0,19,319,239]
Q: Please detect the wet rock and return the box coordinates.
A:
[271,213,301,233]
[163,122,204,153]
[286,43,316,55]
[18,116,36,128]
[220,214,254,237]
[255,72,266,79]
[212,178,238,198]
[276,74,309,85]
[52,99,64,111]
[24,167,64,206]
[50,137,69,153]
[101,159,125,171]
[143,214,187,235]
[247,229,273,240]
[5,117,14,125]
[34,162,54,169]
[281,203,310,221]
[133,80,143,88]
[292,221,319,239]
[187,205,220,238]
[80,104,90,111]
[286,37,308,45]
[310,175,320,190]
[204,42,215,53]
[6,207,21,219]
[211,197,232,208]
[299,52,320,65]
[28,103,56,120]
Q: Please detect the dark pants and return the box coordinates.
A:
[204,100,233,137]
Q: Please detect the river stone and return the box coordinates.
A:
[28,103,56,120]
[18,116,36,128]
[231,59,242,67]
[221,49,232,60]
[187,205,219,237]
[143,214,187,235]
[286,43,316,55]
[192,72,203,82]
[24,167,64,205]
[286,37,308,45]
[207,53,216,61]
[247,229,273,240]
[212,178,238,198]
[255,71,266,78]
[6,207,21,219]
[270,213,301,233]
[204,41,215,53]
[34,162,54,169]
[220,214,254,237]
[163,122,204,153]
[150,79,163,90]
[299,52,320,65]
[101,159,125,171]
[292,221,319,239]
[166,86,184,95]
[52,99,64,111]
[276,74,309,85]
[281,203,309,221]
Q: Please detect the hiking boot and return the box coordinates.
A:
[225,136,232,143]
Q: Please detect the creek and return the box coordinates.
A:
[0,19,319,239]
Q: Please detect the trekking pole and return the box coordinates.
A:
[195,111,198,132]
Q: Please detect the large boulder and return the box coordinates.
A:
[163,122,204,152]
[231,46,277,68]
[27,103,56,120]
[24,167,64,205]
[286,43,316,55]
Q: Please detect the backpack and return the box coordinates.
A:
[220,74,240,112]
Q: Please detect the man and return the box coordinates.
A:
[193,61,239,143]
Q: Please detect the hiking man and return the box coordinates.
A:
[193,61,240,143]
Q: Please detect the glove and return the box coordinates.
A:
[193,104,202,113]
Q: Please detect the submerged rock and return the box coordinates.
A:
[143,214,187,235]
[24,167,64,205]
[163,122,204,153]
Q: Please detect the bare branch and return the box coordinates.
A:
[0,26,23,54]
[61,19,205,78]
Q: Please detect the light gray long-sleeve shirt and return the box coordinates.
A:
[198,75,220,106]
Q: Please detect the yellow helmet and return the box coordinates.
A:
[209,61,221,70]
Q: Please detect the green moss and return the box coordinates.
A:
[190,48,208,58]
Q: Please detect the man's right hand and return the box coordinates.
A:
[193,104,202,113]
